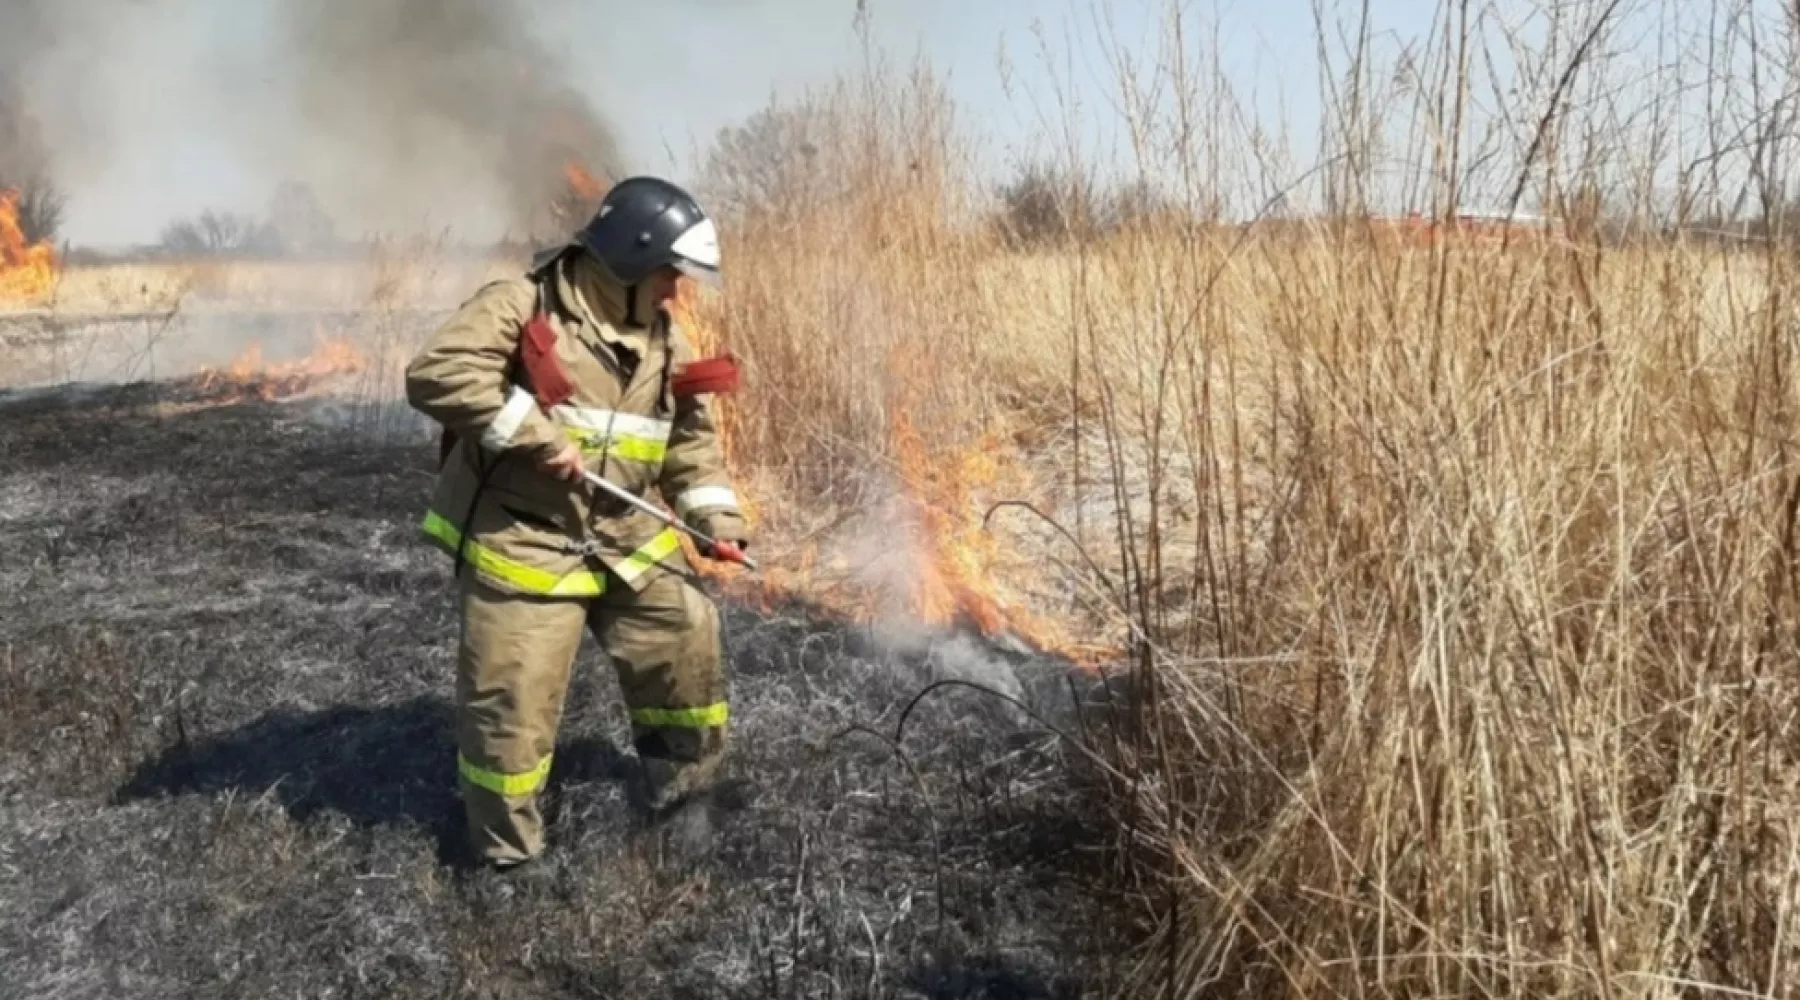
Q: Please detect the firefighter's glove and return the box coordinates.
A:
[698,511,751,552]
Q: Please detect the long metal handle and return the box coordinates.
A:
[581,470,759,571]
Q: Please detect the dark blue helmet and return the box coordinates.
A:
[573,176,720,288]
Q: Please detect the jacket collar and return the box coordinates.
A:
[554,254,666,353]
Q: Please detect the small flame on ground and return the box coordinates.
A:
[196,333,368,403]
[0,189,58,304]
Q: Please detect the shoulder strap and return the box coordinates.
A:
[518,274,576,408]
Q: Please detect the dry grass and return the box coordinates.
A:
[670,9,1800,997]
[1082,229,1800,999]
[703,146,1800,995]
[6,2,1799,995]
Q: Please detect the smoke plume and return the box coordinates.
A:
[0,0,624,244]
[270,0,621,240]
[0,6,55,196]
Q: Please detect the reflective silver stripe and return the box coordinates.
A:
[481,387,540,451]
[675,486,739,520]
[551,405,672,442]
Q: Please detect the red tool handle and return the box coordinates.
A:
[672,355,742,397]
[709,540,750,566]
[519,312,575,407]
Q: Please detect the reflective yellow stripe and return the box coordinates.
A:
[614,527,682,584]
[420,511,605,597]
[608,436,668,463]
[564,428,668,464]
[567,429,603,455]
[458,752,553,797]
[631,703,730,729]
[556,406,671,465]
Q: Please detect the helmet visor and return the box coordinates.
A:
[673,257,722,289]
[669,217,722,289]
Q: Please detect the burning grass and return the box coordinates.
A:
[651,34,1800,997]
[9,3,1800,996]
[0,187,58,305]
[194,332,368,403]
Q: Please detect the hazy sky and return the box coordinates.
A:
[6,0,1750,246]
[2,0,1407,246]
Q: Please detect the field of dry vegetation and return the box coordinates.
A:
[6,1,1800,997]
[673,4,1800,995]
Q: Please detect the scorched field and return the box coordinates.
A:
[9,10,1800,998]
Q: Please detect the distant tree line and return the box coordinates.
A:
[156,181,339,259]
[989,164,1800,251]
[989,163,1195,249]
[153,167,606,260]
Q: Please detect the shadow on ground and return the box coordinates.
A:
[114,696,638,866]
[906,954,1087,1000]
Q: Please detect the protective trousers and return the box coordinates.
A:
[453,562,728,866]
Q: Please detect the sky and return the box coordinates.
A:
[5,0,1364,246]
[7,0,1774,246]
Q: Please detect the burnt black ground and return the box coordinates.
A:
[0,376,1136,999]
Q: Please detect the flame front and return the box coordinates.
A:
[0,189,58,304]
[889,408,1006,632]
[197,333,368,403]
[670,285,1113,665]
[887,406,1111,661]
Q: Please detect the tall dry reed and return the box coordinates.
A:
[686,1,1800,995]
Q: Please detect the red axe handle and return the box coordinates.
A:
[519,313,575,407]
[708,540,751,566]
[672,355,742,397]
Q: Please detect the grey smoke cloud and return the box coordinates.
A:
[0,0,1020,246]
[270,0,621,241]
[0,3,58,191]
[1,0,628,244]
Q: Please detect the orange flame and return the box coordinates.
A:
[890,409,1006,632]
[671,289,1114,665]
[563,163,606,203]
[0,189,58,304]
[887,407,1111,662]
[197,333,367,403]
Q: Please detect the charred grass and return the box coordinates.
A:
[0,372,1132,999]
[13,4,1800,996]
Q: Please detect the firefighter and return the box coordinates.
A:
[404,175,750,871]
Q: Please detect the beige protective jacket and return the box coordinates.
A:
[405,251,747,598]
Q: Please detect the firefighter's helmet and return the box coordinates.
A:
[573,176,721,289]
